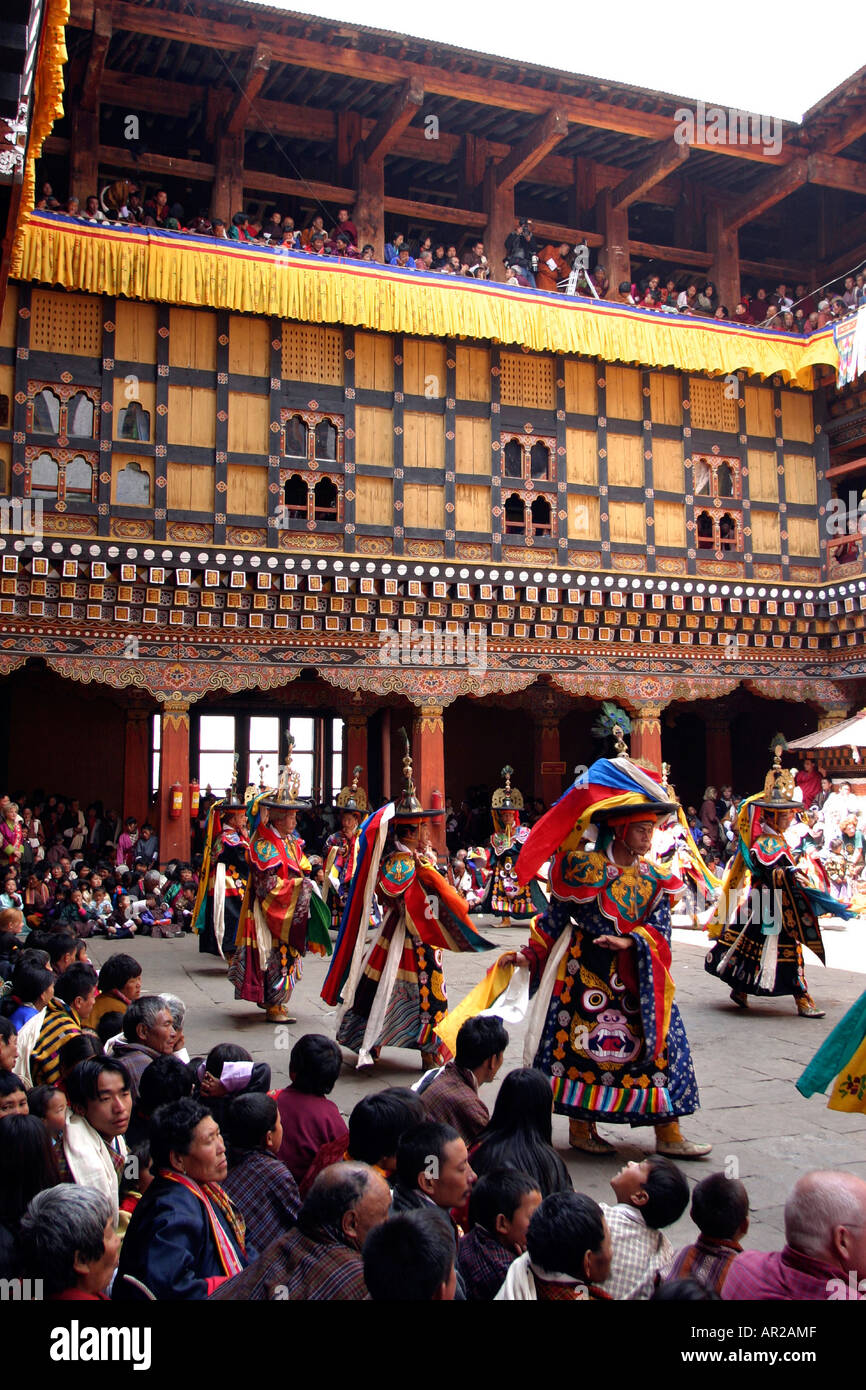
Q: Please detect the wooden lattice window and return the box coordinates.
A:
[499,433,554,482]
[116,461,151,505]
[30,291,102,356]
[25,447,97,503]
[281,325,344,386]
[276,470,343,529]
[27,382,99,439]
[504,492,553,538]
[696,508,741,552]
[688,378,739,433]
[118,401,151,442]
[693,453,741,499]
[280,410,344,465]
[499,352,555,409]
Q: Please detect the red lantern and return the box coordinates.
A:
[169,782,183,820]
[189,780,200,819]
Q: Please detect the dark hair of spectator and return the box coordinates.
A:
[468,1168,540,1233]
[27,1084,60,1118]
[58,1032,104,1076]
[204,1042,251,1075]
[527,1191,605,1281]
[455,1015,508,1070]
[97,953,142,995]
[0,1071,27,1098]
[0,1016,15,1044]
[652,1277,721,1301]
[471,1067,572,1198]
[690,1172,750,1240]
[96,1013,125,1046]
[289,1033,342,1095]
[395,1120,459,1190]
[224,1092,278,1162]
[149,1097,211,1170]
[54,962,98,1006]
[363,1208,454,1300]
[641,1155,690,1230]
[0,1113,61,1225]
[65,1057,131,1109]
[3,961,53,1010]
[348,1087,425,1165]
[137,1054,196,1115]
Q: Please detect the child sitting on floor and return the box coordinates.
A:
[599,1156,689,1300]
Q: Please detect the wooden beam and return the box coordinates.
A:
[740,256,814,281]
[611,140,689,210]
[596,187,630,291]
[724,157,809,233]
[707,202,740,313]
[363,78,424,165]
[80,6,112,113]
[70,109,100,202]
[98,145,216,182]
[494,108,569,192]
[227,44,271,138]
[101,71,204,117]
[628,239,713,269]
[807,152,866,196]
[103,1,794,163]
[822,106,866,156]
[385,195,487,229]
[243,171,356,205]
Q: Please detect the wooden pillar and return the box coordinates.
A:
[337,111,362,186]
[354,151,385,260]
[413,703,446,852]
[157,698,191,866]
[344,713,368,786]
[459,134,487,211]
[595,187,630,293]
[483,162,513,282]
[631,703,664,773]
[533,717,565,809]
[818,705,849,731]
[213,129,245,224]
[69,108,99,203]
[707,202,740,312]
[123,697,152,825]
[705,713,733,790]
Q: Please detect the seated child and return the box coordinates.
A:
[599,1156,689,1300]
[458,1169,543,1300]
[275,1034,348,1187]
[27,1082,70,1179]
[666,1171,749,1295]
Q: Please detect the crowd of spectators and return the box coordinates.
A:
[2,965,864,1300]
[35,181,862,333]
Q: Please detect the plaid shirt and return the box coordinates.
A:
[457,1225,515,1301]
[598,1203,673,1300]
[209,1225,368,1301]
[667,1235,743,1294]
[421,1063,489,1144]
[222,1151,301,1254]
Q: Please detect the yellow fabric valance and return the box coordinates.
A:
[14,214,837,389]
[14,0,69,246]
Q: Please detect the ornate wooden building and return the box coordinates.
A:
[2,1,866,860]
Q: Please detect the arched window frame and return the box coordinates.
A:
[499,432,554,483]
[26,381,100,441]
[24,446,98,504]
[276,409,345,532]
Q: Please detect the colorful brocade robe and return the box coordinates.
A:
[323,829,359,929]
[336,843,493,1059]
[522,848,700,1125]
[478,826,548,919]
[229,826,329,1009]
[196,826,249,959]
[704,832,825,999]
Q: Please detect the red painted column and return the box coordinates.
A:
[630,703,664,773]
[533,716,565,810]
[157,698,191,865]
[344,713,368,786]
[123,696,152,825]
[705,714,733,791]
[414,703,446,852]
